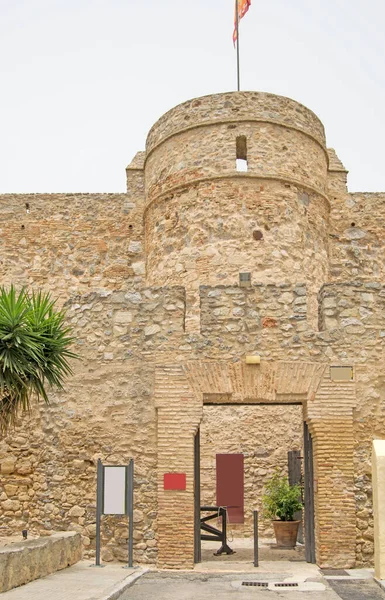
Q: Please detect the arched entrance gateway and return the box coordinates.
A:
[155,360,356,570]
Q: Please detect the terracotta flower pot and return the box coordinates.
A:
[272,520,300,548]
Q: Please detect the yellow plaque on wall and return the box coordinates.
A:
[330,366,353,382]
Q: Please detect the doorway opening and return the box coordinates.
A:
[194,403,315,568]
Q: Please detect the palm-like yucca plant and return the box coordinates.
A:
[0,286,77,435]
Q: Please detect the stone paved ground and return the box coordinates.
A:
[119,572,340,600]
[1,561,382,600]
[0,561,144,600]
[327,579,385,600]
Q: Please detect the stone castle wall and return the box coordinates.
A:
[319,282,385,333]
[200,283,308,338]
[144,92,330,330]
[0,287,186,565]
[145,92,326,152]
[0,278,381,566]
[329,193,385,283]
[0,193,145,301]
[0,91,384,569]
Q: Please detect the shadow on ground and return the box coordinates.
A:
[201,537,305,563]
[327,579,385,600]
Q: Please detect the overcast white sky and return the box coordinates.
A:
[1,0,384,193]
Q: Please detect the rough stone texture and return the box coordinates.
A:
[0,91,384,571]
[145,92,326,153]
[200,283,308,338]
[0,532,81,592]
[329,193,385,283]
[0,288,185,566]
[0,193,145,301]
[319,282,385,333]
[145,93,329,331]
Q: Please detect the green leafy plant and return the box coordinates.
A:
[262,471,303,521]
[0,286,77,435]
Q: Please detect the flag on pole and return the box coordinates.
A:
[233,0,251,45]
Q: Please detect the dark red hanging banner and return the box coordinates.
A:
[216,454,244,523]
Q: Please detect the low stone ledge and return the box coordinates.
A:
[0,531,82,592]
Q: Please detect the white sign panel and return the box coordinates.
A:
[103,466,126,515]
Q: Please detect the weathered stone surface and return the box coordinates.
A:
[144,324,161,337]
[0,91,384,572]
[0,532,81,592]
[114,311,133,324]
[1,458,16,475]
[68,505,86,518]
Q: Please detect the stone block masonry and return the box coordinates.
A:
[144,93,330,331]
[0,90,384,571]
[0,532,81,592]
[200,283,307,337]
[65,286,186,362]
[318,282,385,334]
[0,287,186,566]
[329,193,385,283]
[0,193,145,301]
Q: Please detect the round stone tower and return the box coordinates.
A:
[144,92,330,329]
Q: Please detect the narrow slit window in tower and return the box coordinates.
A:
[236,136,248,172]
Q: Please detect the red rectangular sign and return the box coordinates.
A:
[163,473,186,490]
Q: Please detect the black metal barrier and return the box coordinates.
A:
[200,506,234,555]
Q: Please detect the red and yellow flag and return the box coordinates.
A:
[233,0,251,45]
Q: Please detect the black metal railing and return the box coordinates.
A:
[200,506,234,555]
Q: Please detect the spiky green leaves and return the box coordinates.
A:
[0,286,77,435]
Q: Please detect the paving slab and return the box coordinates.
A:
[118,555,380,600]
[119,572,341,600]
[328,578,385,599]
[323,567,374,580]
[0,560,146,600]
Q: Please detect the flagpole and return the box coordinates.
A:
[236,0,240,91]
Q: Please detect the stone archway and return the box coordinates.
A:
[154,360,356,570]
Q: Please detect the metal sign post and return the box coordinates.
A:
[126,460,134,569]
[93,459,134,568]
[95,459,104,567]
[253,510,259,567]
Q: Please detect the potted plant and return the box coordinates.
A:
[262,471,303,548]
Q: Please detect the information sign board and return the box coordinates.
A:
[103,466,126,515]
[94,459,134,568]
